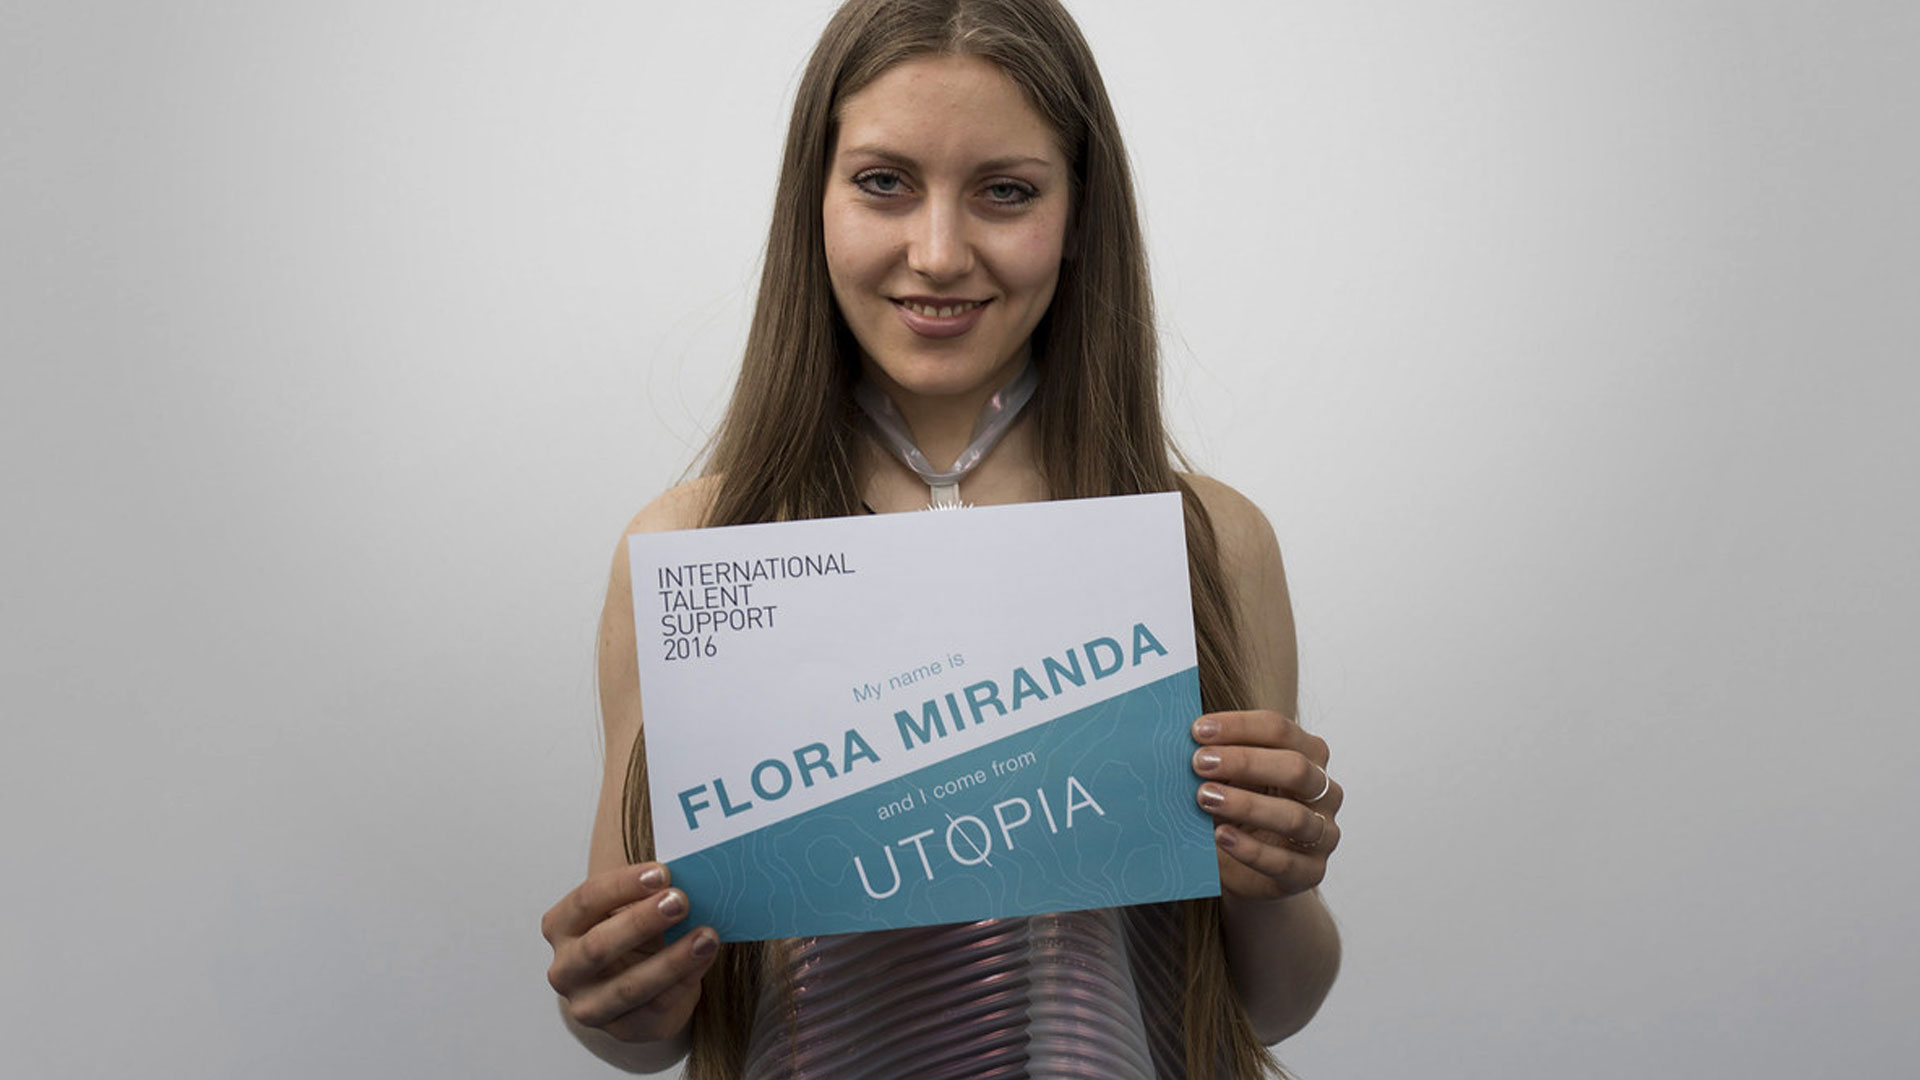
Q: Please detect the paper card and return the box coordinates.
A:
[628,492,1219,941]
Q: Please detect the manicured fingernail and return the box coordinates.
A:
[1194,749,1222,774]
[1215,825,1239,850]
[638,865,667,891]
[657,890,687,918]
[1198,784,1227,811]
[1193,717,1219,740]
[690,929,718,958]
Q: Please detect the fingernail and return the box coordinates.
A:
[657,890,687,918]
[1198,784,1227,811]
[1215,825,1238,850]
[690,929,718,958]
[638,865,667,891]
[1194,749,1222,774]
[1193,716,1219,740]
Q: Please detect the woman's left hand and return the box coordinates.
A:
[1192,710,1342,900]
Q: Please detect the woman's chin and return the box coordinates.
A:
[863,355,1026,408]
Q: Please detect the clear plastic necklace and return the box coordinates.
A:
[855,362,1040,510]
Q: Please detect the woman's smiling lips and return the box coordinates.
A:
[892,296,991,338]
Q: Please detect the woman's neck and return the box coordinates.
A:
[860,410,1044,511]
[893,399,980,474]
[881,362,1026,472]
[854,354,1042,509]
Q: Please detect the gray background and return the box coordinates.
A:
[3,1,1914,1077]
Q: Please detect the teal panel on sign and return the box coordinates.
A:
[666,667,1219,941]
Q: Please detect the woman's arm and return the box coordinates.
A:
[1185,475,1343,1044]
[544,481,723,1073]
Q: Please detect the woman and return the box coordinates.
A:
[542,1,1343,1076]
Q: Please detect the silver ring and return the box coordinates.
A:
[1306,765,1332,804]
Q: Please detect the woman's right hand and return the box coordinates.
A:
[542,861,721,1045]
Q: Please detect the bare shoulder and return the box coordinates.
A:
[600,477,722,613]
[1180,472,1298,715]
[620,476,722,542]
[1181,472,1284,579]
[600,476,721,653]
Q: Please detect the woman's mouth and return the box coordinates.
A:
[898,299,984,317]
[893,297,990,338]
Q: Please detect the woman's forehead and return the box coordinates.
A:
[832,54,1064,166]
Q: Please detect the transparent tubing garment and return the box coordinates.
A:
[740,905,1206,1079]
[854,360,1040,509]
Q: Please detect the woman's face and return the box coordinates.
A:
[823,54,1071,412]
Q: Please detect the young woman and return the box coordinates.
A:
[542,1,1343,1076]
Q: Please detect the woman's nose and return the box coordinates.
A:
[905,201,974,282]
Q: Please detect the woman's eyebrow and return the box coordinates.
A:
[837,144,1056,172]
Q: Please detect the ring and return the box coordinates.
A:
[1305,765,1332,804]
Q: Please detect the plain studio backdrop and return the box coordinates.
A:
[3,1,1914,1077]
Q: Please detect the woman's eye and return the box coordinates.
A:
[853,170,907,196]
[983,180,1037,207]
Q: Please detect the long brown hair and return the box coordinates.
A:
[623,1,1276,1075]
